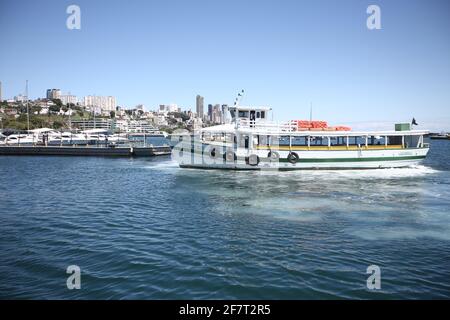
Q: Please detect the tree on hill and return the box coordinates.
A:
[52,99,63,108]
[49,105,61,114]
[169,112,189,122]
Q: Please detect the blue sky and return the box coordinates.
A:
[1,0,449,130]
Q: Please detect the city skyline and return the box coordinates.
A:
[1,84,229,115]
[1,0,450,131]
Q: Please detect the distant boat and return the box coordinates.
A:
[430,133,450,140]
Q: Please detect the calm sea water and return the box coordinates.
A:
[0,140,449,299]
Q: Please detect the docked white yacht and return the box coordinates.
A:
[173,105,429,170]
[2,134,38,146]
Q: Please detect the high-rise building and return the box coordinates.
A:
[212,104,222,124]
[196,95,204,118]
[83,95,117,114]
[46,89,61,100]
[222,104,229,124]
[207,104,213,121]
[159,104,179,113]
[60,95,78,105]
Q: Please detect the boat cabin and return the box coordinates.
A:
[229,106,271,124]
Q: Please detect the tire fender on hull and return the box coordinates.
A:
[287,152,299,164]
[246,154,260,166]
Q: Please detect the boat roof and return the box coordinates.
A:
[243,129,429,136]
[28,128,56,133]
[201,124,235,133]
[81,129,109,134]
[230,106,272,111]
[201,124,429,136]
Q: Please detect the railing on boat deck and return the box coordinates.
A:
[236,119,298,132]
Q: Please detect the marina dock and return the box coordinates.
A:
[0,145,171,157]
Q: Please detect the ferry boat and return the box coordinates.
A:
[173,105,430,170]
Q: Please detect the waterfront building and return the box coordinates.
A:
[0,81,2,101]
[71,119,113,131]
[127,120,158,133]
[113,119,156,133]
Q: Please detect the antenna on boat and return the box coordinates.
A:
[309,102,313,122]
[234,89,244,107]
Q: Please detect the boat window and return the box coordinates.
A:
[238,111,249,118]
[291,136,308,146]
[261,111,265,119]
[238,135,249,148]
[330,137,342,146]
[367,136,386,146]
[269,135,280,147]
[256,112,260,118]
[387,136,402,146]
[310,136,328,146]
[404,135,419,148]
[224,133,234,144]
[345,136,365,146]
[279,136,290,146]
[259,135,269,146]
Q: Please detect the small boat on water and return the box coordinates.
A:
[430,133,450,140]
[173,104,430,170]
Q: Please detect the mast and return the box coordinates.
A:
[93,94,96,129]
[26,80,30,132]
[68,92,72,131]
[309,102,313,122]
[234,89,244,107]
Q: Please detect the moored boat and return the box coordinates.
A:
[430,133,450,140]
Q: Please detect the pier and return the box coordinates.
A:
[0,145,171,157]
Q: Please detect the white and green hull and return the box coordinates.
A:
[178,146,429,170]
